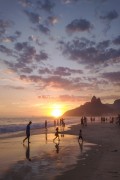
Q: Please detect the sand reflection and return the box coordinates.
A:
[0,134,96,180]
[23,143,31,161]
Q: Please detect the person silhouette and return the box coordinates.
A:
[78,129,83,143]
[23,121,32,144]
[53,127,60,141]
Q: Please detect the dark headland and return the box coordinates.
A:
[63,96,120,116]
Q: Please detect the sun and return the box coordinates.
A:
[51,108,62,118]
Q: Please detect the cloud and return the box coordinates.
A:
[20,74,92,91]
[67,0,108,4]
[28,35,37,41]
[100,10,119,34]
[102,71,120,82]
[15,43,37,64]
[0,30,21,43]
[3,42,49,74]
[4,61,27,73]
[38,67,51,74]
[58,37,120,66]
[47,16,59,25]
[4,60,36,74]
[15,31,22,36]
[24,10,51,35]
[53,67,83,76]
[96,40,110,50]
[20,67,33,73]
[100,10,119,21]
[1,85,25,90]
[38,94,90,103]
[15,42,49,64]
[28,35,46,46]
[66,18,93,34]
[14,41,48,64]
[58,94,89,102]
[113,35,120,45]
[0,45,13,56]
[0,19,14,36]
[15,42,28,51]
[35,51,48,61]
[1,37,16,43]
[18,0,32,7]
[62,0,79,4]
[38,66,83,76]
[24,11,41,24]
[101,95,120,102]
[2,36,19,43]
[38,24,50,35]
[37,0,55,13]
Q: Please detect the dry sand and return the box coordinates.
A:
[0,122,120,180]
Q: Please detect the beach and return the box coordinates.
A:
[0,121,120,180]
[56,122,120,180]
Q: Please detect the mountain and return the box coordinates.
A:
[63,96,120,117]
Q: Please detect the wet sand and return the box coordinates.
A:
[0,122,120,180]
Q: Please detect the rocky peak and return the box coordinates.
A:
[91,96,102,104]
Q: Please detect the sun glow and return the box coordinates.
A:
[51,105,62,118]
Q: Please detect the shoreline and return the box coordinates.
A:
[0,121,79,140]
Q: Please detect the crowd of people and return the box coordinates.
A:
[23,114,120,145]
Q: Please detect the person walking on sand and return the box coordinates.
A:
[78,129,83,143]
[53,127,60,141]
[23,121,32,144]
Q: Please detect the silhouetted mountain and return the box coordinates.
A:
[63,96,120,117]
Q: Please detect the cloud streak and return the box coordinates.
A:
[102,71,120,82]
[38,66,83,76]
[20,74,92,91]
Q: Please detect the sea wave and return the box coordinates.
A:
[0,116,81,134]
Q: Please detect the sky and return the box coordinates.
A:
[0,0,120,117]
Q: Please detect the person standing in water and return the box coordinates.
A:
[23,121,32,144]
[78,129,83,143]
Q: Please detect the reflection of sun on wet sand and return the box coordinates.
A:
[0,122,120,180]
[0,130,95,180]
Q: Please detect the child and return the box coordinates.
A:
[53,127,60,141]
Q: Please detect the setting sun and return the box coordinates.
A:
[51,104,63,118]
[51,108,62,118]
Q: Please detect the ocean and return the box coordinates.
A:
[0,116,82,135]
[0,116,114,135]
